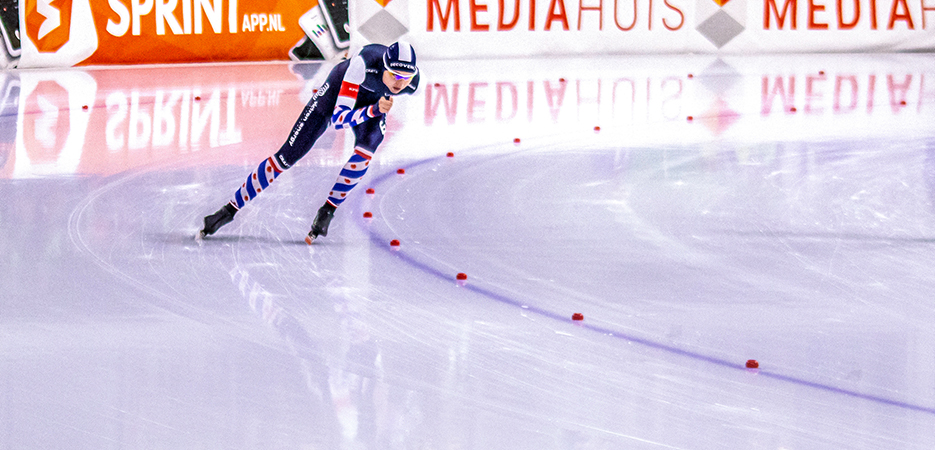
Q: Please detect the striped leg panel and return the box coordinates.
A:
[326,147,374,208]
[232,156,286,209]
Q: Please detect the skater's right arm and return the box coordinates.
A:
[331,56,383,129]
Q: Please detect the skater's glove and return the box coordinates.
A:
[378,96,393,114]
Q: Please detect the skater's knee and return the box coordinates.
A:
[277,115,328,167]
[355,134,384,155]
[273,148,298,169]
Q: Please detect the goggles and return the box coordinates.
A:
[387,67,417,81]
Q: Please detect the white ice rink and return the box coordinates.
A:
[2,54,935,449]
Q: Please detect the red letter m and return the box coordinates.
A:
[428,0,461,31]
[764,0,798,28]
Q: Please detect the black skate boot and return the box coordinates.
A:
[305,203,336,244]
[199,203,237,239]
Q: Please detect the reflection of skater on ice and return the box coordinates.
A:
[229,264,390,446]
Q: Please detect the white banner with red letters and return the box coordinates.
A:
[351,0,935,58]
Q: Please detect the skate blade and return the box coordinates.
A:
[195,230,206,242]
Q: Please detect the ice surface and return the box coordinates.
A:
[2,54,935,449]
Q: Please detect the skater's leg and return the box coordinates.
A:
[324,116,386,208]
[230,156,286,209]
[307,117,385,244]
[232,111,330,209]
[200,106,329,237]
[325,148,374,208]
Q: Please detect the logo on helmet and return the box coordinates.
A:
[387,62,416,74]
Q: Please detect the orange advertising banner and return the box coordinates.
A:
[12,0,350,67]
[83,0,308,64]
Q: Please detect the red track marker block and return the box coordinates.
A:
[572,313,584,321]
[745,359,759,369]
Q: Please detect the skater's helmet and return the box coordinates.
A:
[383,41,418,78]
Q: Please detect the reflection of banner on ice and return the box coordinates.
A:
[16,0,351,67]
[14,70,96,178]
[0,72,19,177]
[0,63,341,179]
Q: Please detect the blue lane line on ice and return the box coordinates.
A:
[358,155,935,416]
